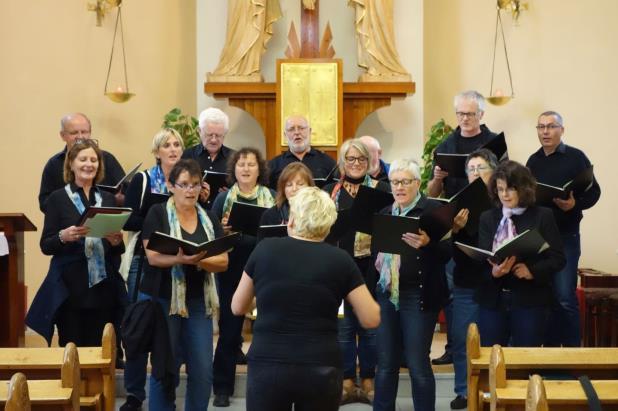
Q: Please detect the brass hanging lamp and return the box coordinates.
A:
[104,1,134,103]
[487,4,515,106]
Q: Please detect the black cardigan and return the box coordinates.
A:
[477,206,566,308]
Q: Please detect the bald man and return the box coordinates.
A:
[358,135,390,182]
[38,113,126,211]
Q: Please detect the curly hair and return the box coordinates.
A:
[488,160,537,207]
[226,147,269,187]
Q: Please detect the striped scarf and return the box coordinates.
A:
[166,197,217,318]
[222,183,274,217]
[375,193,421,310]
[64,185,107,288]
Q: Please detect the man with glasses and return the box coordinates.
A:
[526,111,601,348]
[38,112,126,211]
[182,107,236,209]
[268,114,337,188]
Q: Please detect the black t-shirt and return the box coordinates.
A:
[139,203,224,300]
[245,237,364,367]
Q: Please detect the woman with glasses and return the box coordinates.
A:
[28,139,126,348]
[260,162,315,227]
[447,148,497,409]
[119,128,184,411]
[323,138,389,404]
[139,159,228,410]
[372,158,450,411]
[477,160,565,347]
[211,147,275,407]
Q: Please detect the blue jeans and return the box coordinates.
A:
[442,259,455,354]
[149,297,214,411]
[338,300,377,380]
[479,291,547,347]
[123,291,149,402]
[545,233,581,347]
[374,289,438,411]
[126,254,143,304]
[451,286,479,397]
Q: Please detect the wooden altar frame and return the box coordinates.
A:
[276,58,343,153]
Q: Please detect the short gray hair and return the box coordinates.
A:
[388,158,421,180]
[151,128,184,155]
[199,107,229,132]
[453,90,486,113]
[289,187,337,240]
[538,110,564,126]
[60,113,91,132]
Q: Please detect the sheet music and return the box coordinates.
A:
[0,232,8,256]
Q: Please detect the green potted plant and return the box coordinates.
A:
[162,108,200,149]
[420,119,453,194]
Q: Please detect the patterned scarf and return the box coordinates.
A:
[222,183,275,217]
[166,197,217,318]
[64,185,107,288]
[375,193,421,310]
[148,164,168,194]
[331,174,377,257]
[492,206,527,251]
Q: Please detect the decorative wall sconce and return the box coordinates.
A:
[87,0,122,27]
[104,3,134,103]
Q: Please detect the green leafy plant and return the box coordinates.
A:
[162,108,200,149]
[420,119,453,194]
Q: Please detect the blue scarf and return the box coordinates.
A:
[64,185,107,288]
[375,193,421,310]
[148,164,168,194]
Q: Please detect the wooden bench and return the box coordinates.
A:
[0,323,116,411]
[467,322,618,411]
[1,343,80,410]
[489,345,618,410]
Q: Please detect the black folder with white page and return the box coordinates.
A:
[227,202,269,236]
[371,214,420,255]
[433,132,507,178]
[97,162,142,193]
[202,171,229,195]
[147,231,240,256]
[535,165,595,206]
[455,229,549,264]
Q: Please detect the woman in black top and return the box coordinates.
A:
[323,138,389,403]
[30,139,125,347]
[210,147,275,407]
[232,186,380,411]
[139,159,228,410]
[120,128,184,411]
[477,160,565,347]
[260,162,315,226]
[372,159,449,411]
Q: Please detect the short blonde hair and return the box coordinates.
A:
[151,128,184,156]
[288,187,337,240]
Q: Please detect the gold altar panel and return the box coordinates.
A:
[277,60,342,147]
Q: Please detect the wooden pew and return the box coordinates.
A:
[4,373,30,411]
[489,345,618,410]
[525,375,547,411]
[467,322,618,411]
[0,323,116,411]
[1,343,79,410]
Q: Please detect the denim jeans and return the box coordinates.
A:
[374,289,438,411]
[442,259,455,354]
[451,286,479,397]
[149,296,214,411]
[126,254,143,304]
[338,300,377,380]
[545,232,581,347]
[123,291,149,402]
[479,291,547,347]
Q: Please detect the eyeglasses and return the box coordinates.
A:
[466,165,491,174]
[74,138,99,147]
[390,178,417,187]
[496,186,518,195]
[535,124,562,131]
[286,125,309,133]
[174,183,201,192]
[455,112,478,119]
[204,133,225,140]
[344,156,368,165]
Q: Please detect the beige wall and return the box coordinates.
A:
[1,0,616,314]
[0,1,196,308]
[424,0,618,272]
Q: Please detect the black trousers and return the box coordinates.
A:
[56,302,114,347]
[247,362,342,411]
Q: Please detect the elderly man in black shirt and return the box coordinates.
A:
[181,107,235,209]
[38,113,126,212]
[526,111,601,347]
[268,114,337,188]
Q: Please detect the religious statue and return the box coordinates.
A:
[208,0,282,82]
[348,0,411,82]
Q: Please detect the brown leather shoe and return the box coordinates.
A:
[340,378,357,405]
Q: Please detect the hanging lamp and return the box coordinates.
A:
[104,1,134,103]
[487,4,514,106]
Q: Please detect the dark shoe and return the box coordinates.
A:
[236,349,248,365]
[116,357,126,370]
[119,395,142,411]
[431,351,453,365]
[450,395,467,409]
[213,394,230,407]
